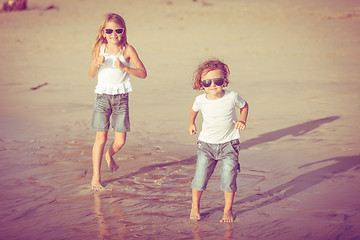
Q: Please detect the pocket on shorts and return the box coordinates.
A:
[230,139,240,154]
[120,93,129,100]
[96,94,105,100]
[94,94,107,106]
[197,141,202,149]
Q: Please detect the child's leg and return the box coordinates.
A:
[91,131,108,190]
[105,132,126,172]
[220,191,235,222]
[190,189,203,220]
[220,140,240,222]
[190,141,217,220]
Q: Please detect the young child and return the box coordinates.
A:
[188,59,249,222]
[88,13,147,190]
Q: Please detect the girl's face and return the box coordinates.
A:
[201,69,225,99]
[102,21,125,45]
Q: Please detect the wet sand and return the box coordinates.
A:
[0,0,360,239]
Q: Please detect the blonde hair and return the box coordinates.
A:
[91,13,128,59]
[192,59,230,90]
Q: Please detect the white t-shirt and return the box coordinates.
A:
[192,90,246,144]
[95,44,132,94]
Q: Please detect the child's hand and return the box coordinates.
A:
[114,58,127,71]
[189,124,197,135]
[97,56,105,67]
[233,121,246,130]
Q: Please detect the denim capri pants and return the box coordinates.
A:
[91,93,130,132]
[191,139,241,192]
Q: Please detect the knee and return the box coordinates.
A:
[94,135,107,147]
[113,139,126,151]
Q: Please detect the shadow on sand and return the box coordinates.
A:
[104,115,358,220]
[105,116,340,185]
[241,115,340,150]
[201,154,360,219]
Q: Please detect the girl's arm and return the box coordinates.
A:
[234,102,249,130]
[189,108,199,135]
[88,47,104,78]
[119,45,147,79]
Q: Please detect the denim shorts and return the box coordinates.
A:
[191,139,241,192]
[91,93,130,132]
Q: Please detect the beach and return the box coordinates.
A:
[0,0,360,239]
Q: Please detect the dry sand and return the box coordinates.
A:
[0,0,360,239]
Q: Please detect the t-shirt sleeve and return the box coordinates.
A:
[192,97,200,112]
[235,92,246,108]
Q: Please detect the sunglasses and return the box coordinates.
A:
[201,78,224,88]
[104,28,125,35]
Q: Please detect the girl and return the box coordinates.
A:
[88,13,147,190]
[188,59,249,222]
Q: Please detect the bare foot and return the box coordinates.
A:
[220,210,234,223]
[91,177,104,191]
[190,207,201,221]
[105,151,119,173]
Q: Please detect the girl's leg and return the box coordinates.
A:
[190,188,203,220]
[220,191,235,222]
[105,132,126,172]
[91,131,108,190]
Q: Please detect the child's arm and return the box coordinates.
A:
[116,45,147,79]
[88,47,105,78]
[234,102,249,130]
[189,108,199,135]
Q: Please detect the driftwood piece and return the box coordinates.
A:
[2,0,27,11]
[30,82,48,90]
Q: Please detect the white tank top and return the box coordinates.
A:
[94,44,132,94]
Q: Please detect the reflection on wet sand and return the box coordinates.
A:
[93,192,110,239]
[191,222,234,240]
[93,192,129,239]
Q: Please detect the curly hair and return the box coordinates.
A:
[192,59,230,90]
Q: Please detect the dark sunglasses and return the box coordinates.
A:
[201,78,224,88]
[104,28,124,35]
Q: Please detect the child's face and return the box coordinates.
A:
[201,69,225,98]
[103,21,124,45]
